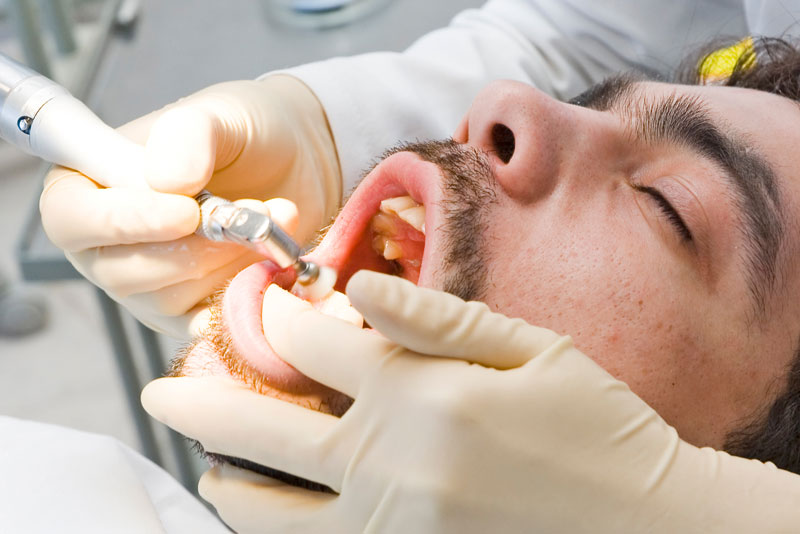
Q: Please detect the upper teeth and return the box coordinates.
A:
[373,235,404,260]
[380,196,417,214]
[379,196,426,233]
[397,206,425,233]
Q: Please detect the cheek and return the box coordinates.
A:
[480,212,738,444]
[481,209,672,344]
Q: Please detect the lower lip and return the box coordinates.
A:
[222,152,441,392]
[308,152,441,285]
[221,261,320,393]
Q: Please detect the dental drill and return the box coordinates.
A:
[0,52,333,294]
[194,191,324,286]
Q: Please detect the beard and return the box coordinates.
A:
[165,301,341,493]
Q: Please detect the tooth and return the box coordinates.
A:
[380,196,418,216]
[316,290,364,328]
[372,235,392,258]
[370,212,397,235]
[397,206,426,233]
[372,234,387,255]
[383,239,403,260]
[372,234,404,260]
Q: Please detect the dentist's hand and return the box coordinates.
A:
[142,271,800,533]
[39,75,341,338]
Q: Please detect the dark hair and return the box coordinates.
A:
[676,37,800,474]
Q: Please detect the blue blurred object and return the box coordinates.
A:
[264,0,388,28]
[291,0,354,13]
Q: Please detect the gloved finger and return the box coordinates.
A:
[41,167,199,251]
[145,91,256,195]
[235,197,299,237]
[121,250,263,316]
[115,106,165,144]
[68,197,297,297]
[141,377,346,489]
[68,236,245,297]
[262,197,299,237]
[133,302,213,340]
[262,285,398,398]
[144,105,217,195]
[347,270,564,369]
[199,464,335,534]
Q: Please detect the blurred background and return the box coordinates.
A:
[0,0,483,491]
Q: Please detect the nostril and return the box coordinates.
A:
[491,123,515,164]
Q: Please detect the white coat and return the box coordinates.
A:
[7,1,798,531]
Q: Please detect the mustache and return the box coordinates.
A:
[379,138,498,301]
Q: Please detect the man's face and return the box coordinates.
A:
[177,78,800,451]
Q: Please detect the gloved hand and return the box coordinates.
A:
[142,271,800,533]
[39,75,341,338]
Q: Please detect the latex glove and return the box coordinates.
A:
[40,75,341,338]
[142,271,800,533]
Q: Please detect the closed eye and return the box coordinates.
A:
[634,184,693,242]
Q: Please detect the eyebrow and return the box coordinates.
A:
[570,76,785,316]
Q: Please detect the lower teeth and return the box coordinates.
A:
[372,235,403,260]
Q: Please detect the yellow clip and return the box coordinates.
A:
[699,37,755,83]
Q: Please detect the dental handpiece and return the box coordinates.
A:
[194,191,324,286]
[0,52,331,291]
[0,52,145,188]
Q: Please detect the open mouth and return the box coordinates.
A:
[220,151,444,400]
[177,151,447,490]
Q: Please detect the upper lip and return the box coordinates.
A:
[303,150,444,290]
[214,151,445,395]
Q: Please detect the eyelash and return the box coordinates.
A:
[633,184,693,242]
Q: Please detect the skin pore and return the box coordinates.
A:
[173,76,800,459]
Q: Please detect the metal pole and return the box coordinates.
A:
[6,0,51,76]
[137,322,197,489]
[94,287,162,465]
[39,0,77,55]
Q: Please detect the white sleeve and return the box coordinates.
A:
[280,0,749,192]
[0,416,229,534]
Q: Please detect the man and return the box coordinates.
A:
[139,38,800,532]
[40,0,796,340]
[34,1,800,530]
[162,38,800,481]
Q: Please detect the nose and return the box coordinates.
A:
[454,81,581,202]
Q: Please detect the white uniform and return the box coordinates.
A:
[9,1,799,531]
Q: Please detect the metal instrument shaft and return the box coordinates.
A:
[194,191,321,285]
